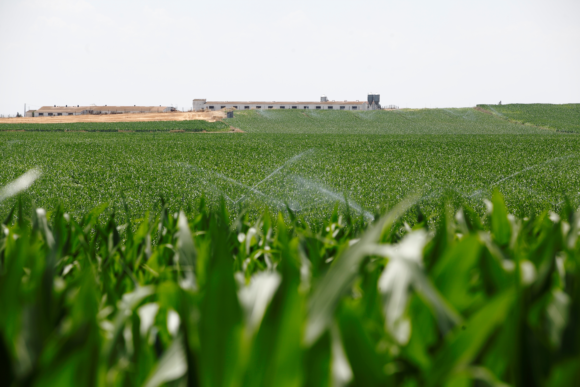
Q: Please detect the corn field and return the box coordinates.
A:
[1,104,579,386]
[1,188,579,386]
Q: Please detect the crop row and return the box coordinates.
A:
[0,119,229,132]
[1,131,579,224]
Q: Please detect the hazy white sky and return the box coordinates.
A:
[1,0,579,115]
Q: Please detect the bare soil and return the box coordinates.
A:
[0,111,226,124]
[474,106,493,115]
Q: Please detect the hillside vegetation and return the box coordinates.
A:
[478,104,580,133]
[228,108,552,134]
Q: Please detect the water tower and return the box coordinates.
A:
[320,95,328,102]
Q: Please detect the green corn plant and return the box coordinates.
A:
[1,187,579,386]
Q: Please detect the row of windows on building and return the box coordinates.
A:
[207,105,359,110]
[37,113,75,116]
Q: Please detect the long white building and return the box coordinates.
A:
[26,105,175,117]
[193,94,381,112]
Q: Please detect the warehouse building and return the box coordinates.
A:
[192,94,381,112]
[26,105,175,117]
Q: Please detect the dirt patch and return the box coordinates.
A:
[474,106,493,115]
[184,127,244,134]
[170,130,185,133]
[0,111,226,125]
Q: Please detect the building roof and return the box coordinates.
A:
[37,106,87,113]
[37,106,171,113]
[204,101,368,106]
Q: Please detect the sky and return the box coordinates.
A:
[0,0,579,115]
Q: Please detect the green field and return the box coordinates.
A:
[2,105,580,386]
[478,103,580,133]
[0,119,229,132]
[228,108,551,134]
[1,189,579,386]
[1,107,579,222]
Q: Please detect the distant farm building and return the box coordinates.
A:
[26,106,175,117]
[193,94,382,112]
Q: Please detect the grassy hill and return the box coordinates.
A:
[478,103,580,133]
[228,108,552,134]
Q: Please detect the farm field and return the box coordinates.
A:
[0,110,225,124]
[0,119,230,132]
[227,108,552,134]
[0,108,552,134]
[1,125,578,222]
[479,103,580,133]
[2,190,579,386]
[2,106,580,387]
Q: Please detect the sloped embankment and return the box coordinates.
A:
[477,103,580,133]
[226,108,552,134]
